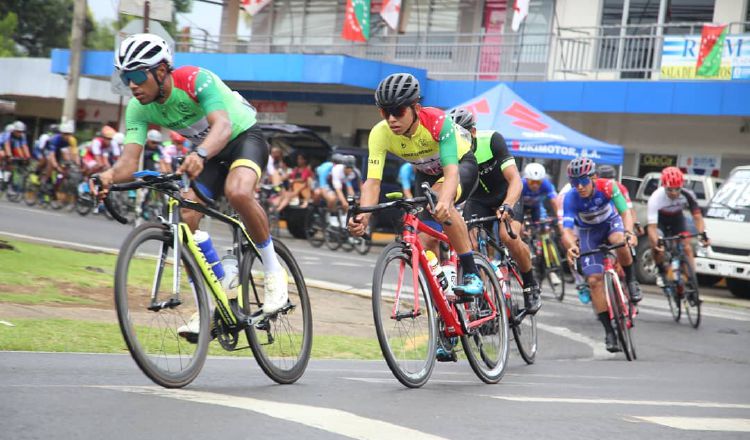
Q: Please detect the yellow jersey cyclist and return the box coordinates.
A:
[94,34,289,336]
[449,108,541,314]
[347,73,484,295]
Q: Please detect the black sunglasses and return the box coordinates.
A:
[380,105,410,118]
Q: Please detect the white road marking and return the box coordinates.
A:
[488,395,750,409]
[0,231,119,254]
[99,386,448,440]
[0,320,15,327]
[633,417,750,432]
[535,322,615,360]
[332,262,365,268]
[344,377,476,385]
[0,204,64,217]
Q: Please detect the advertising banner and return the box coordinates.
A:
[661,33,750,80]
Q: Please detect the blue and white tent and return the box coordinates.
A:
[450,84,624,165]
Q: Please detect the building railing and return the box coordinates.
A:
[175,21,750,81]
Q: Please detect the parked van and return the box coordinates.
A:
[695,165,750,299]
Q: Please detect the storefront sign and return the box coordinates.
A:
[661,34,750,80]
[639,153,677,176]
[677,154,721,177]
[251,100,287,123]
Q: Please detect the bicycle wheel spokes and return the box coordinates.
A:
[243,239,312,384]
[681,261,701,329]
[461,255,509,384]
[115,225,210,388]
[372,243,436,388]
[507,266,537,364]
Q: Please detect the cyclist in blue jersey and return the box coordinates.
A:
[561,158,642,353]
[521,162,558,222]
[398,162,415,198]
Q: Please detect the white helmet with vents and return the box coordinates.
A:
[524,162,547,180]
[115,33,172,71]
[147,129,163,143]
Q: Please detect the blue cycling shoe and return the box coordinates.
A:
[577,283,591,304]
[453,273,484,296]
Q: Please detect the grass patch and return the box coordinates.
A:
[0,291,96,305]
[0,318,383,360]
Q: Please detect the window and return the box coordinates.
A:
[688,180,706,200]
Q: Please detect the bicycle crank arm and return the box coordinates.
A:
[392,309,421,321]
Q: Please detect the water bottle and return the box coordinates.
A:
[426,251,448,292]
[671,258,680,282]
[221,251,239,293]
[442,264,457,293]
[194,230,225,281]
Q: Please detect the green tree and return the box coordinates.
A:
[0,12,20,57]
[0,0,74,56]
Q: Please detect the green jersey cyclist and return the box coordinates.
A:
[94,33,289,338]
[449,108,541,314]
[347,73,484,295]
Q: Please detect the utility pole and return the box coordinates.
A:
[62,0,87,126]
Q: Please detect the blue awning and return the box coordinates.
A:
[451,84,624,165]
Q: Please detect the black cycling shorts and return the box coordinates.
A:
[657,213,687,238]
[463,198,523,224]
[414,152,479,221]
[195,124,269,199]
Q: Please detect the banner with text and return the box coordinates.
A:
[661,33,750,80]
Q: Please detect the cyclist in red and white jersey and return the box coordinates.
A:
[83,125,117,175]
[647,166,710,287]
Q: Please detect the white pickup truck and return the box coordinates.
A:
[695,166,750,299]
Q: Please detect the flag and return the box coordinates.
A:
[241,0,272,16]
[380,0,401,30]
[696,24,728,77]
[511,0,529,32]
[342,0,371,42]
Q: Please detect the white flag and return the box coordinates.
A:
[511,0,530,32]
[380,0,401,30]
[241,0,272,16]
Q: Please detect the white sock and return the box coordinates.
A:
[258,236,282,273]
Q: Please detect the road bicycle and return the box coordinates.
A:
[98,170,312,388]
[524,217,565,301]
[577,242,637,361]
[257,183,281,238]
[349,183,509,388]
[658,232,704,328]
[466,214,537,364]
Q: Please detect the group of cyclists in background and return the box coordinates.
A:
[3,33,712,371]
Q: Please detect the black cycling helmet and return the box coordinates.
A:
[375,73,421,108]
[597,164,617,179]
[567,157,597,179]
[448,108,476,130]
[48,124,60,134]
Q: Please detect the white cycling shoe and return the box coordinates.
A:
[263,269,289,314]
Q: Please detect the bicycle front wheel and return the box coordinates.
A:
[241,238,312,384]
[461,254,510,384]
[606,273,635,361]
[353,234,372,255]
[372,242,437,388]
[115,223,211,388]
[304,208,325,248]
[544,240,565,302]
[507,264,537,364]
[681,260,701,329]
[22,173,39,206]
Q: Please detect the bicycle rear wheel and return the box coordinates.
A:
[372,242,437,388]
[304,208,325,248]
[606,273,635,361]
[508,265,537,364]
[461,254,510,384]
[241,238,312,384]
[681,259,701,329]
[6,168,24,202]
[115,223,211,388]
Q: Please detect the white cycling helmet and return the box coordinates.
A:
[147,129,163,143]
[112,132,125,145]
[12,121,26,132]
[59,120,75,134]
[4,123,13,132]
[115,33,173,71]
[524,162,546,181]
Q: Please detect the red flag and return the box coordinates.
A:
[342,0,371,42]
[696,24,728,77]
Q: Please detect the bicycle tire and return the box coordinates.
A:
[353,235,372,255]
[666,261,682,323]
[6,169,24,202]
[681,258,701,329]
[324,225,342,251]
[546,240,565,301]
[371,242,437,388]
[75,191,94,216]
[114,223,211,388]
[484,239,536,364]
[22,173,39,207]
[304,208,325,248]
[460,254,510,384]
[242,238,312,384]
[606,273,634,361]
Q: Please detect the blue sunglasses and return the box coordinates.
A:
[119,69,150,86]
[570,176,592,187]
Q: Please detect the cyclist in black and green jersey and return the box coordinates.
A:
[95,33,289,333]
[449,108,541,314]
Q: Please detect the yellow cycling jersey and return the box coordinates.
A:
[367,107,471,180]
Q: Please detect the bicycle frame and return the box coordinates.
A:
[397,212,497,337]
[601,252,637,327]
[473,223,523,319]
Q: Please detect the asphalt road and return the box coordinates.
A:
[1,199,749,438]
